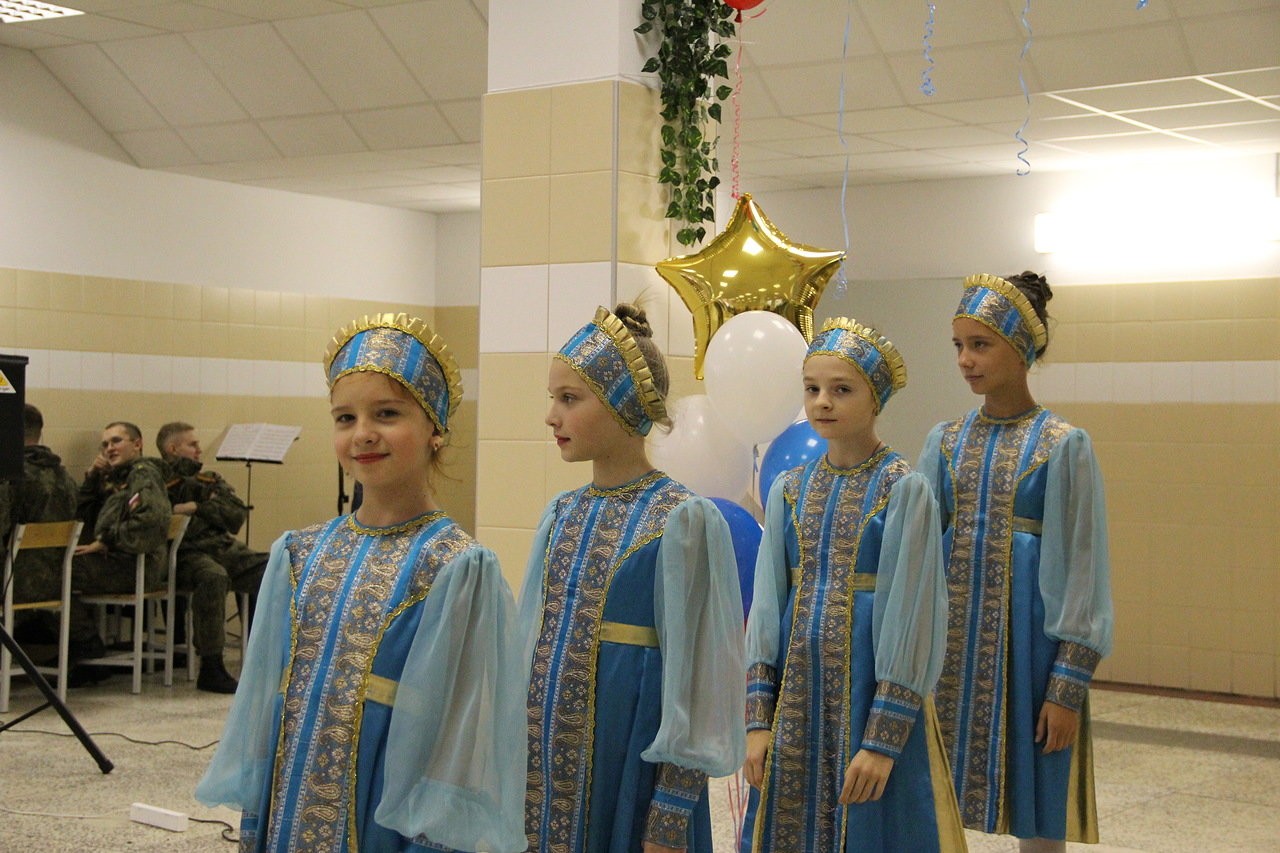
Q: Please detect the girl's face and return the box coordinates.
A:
[803,354,877,445]
[951,316,1028,397]
[331,372,436,494]
[545,358,631,464]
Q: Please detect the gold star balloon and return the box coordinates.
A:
[656,193,844,379]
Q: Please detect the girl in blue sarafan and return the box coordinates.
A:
[740,317,966,853]
[521,303,745,853]
[196,314,527,853]
[919,273,1114,853]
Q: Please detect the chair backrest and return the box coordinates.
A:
[167,514,190,544]
[14,520,82,552]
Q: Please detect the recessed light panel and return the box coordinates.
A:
[0,1,84,24]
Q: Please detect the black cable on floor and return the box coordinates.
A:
[4,726,218,750]
[190,815,239,844]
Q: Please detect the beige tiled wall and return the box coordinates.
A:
[1039,277,1280,698]
[1,266,479,549]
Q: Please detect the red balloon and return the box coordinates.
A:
[725,0,766,9]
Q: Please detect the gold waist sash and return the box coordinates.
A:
[1013,516,1043,535]
[599,621,660,647]
[789,568,877,591]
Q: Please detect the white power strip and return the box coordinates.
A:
[129,802,188,832]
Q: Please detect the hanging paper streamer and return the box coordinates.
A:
[729,4,767,200]
[1137,0,1149,7]
[833,0,855,297]
[1013,0,1034,176]
[920,3,937,96]
[726,772,749,849]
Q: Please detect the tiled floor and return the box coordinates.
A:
[2,659,1278,852]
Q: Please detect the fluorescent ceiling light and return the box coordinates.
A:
[0,1,84,24]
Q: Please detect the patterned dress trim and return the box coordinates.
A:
[861,681,924,759]
[935,407,1073,832]
[264,515,474,853]
[644,763,709,847]
[1045,641,1102,713]
[746,662,778,731]
[754,449,909,853]
[525,474,693,853]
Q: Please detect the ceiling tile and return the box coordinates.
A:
[102,2,256,31]
[1176,119,1280,146]
[1126,100,1280,130]
[886,41,1033,105]
[864,124,1012,149]
[12,14,163,41]
[743,156,846,177]
[347,103,459,149]
[402,142,481,165]
[390,165,480,183]
[760,58,904,115]
[185,23,335,117]
[800,106,957,134]
[36,43,168,132]
[370,0,487,100]
[438,98,481,143]
[723,176,806,193]
[1171,0,1279,13]
[114,127,199,167]
[1204,67,1280,99]
[1033,114,1155,139]
[737,3,880,66]
[0,27,79,48]
[917,94,1088,124]
[1181,10,1280,75]
[740,117,839,141]
[1052,77,1224,112]
[1029,24,1195,91]
[274,9,426,110]
[41,1,170,11]
[176,121,280,162]
[259,114,367,156]
[753,134,896,158]
[1046,132,1212,156]
[100,34,247,124]
[858,1,1022,53]
[1002,0,1174,35]
[192,0,350,19]
[737,69,783,119]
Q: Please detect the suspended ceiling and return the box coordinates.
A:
[1,0,1276,212]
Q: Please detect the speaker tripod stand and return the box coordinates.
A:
[0,623,113,773]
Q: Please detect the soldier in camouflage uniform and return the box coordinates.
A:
[0,405,79,641]
[157,422,267,694]
[72,421,171,662]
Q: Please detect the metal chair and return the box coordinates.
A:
[77,515,189,694]
[1,520,83,712]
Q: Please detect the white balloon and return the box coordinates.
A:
[648,394,753,499]
[703,311,808,446]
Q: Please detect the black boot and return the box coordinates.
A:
[197,656,238,694]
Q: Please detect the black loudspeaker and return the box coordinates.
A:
[0,353,28,483]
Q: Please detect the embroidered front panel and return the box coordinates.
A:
[935,409,1071,831]
[757,451,907,853]
[525,474,691,853]
[265,515,472,853]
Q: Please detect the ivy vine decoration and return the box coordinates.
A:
[635,1,737,246]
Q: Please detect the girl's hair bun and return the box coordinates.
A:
[613,302,653,339]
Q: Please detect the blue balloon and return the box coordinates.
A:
[709,497,763,621]
[758,420,827,508]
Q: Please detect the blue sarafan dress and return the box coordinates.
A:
[741,450,967,853]
[520,471,746,853]
[918,407,1114,842]
[196,513,527,853]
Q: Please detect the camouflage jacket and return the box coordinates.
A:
[1,446,79,590]
[78,457,169,556]
[162,457,248,553]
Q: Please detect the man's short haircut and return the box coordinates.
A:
[156,421,195,457]
[23,404,43,443]
[104,421,143,442]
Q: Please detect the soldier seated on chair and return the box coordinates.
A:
[156,422,267,694]
[71,421,170,673]
[0,404,78,648]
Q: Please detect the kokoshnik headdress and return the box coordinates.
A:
[555,306,669,436]
[324,313,462,439]
[955,273,1048,367]
[805,317,907,413]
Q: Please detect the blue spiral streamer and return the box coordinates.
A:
[920,3,937,96]
[834,0,854,296]
[1137,0,1149,8]
[1014,0,1033,176]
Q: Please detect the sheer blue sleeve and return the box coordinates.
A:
[195,534,292,809]
[1039,429,1114,711]
[743,476,790,730]
[374,546,527,853]
[641,496,746,778]
[915,423,950,526]
[871,472,948,696]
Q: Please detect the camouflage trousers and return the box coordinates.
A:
[69,550,163,643]
[176,546,267,656]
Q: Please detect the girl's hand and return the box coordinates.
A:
[839,749,894,804]
[743,729,772,788]
[1036,700,1079,753]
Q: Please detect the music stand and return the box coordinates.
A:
[214,423,301,545]
[0,352,113,773]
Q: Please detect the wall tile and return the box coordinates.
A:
[617,81,663,177]
[15,269,51,310]
[548,171,614,264]
[1232,653,1275,697]
[0,267,16,306]
[550,80,614,175]
[479,265,549,353]
[475,525,536,594]
[481,176,551,267]
[547,262,613,350]
[141,355,173,394]
[202,286,229,323]
[482,88,551,180]
[617,170,672,265]
[476,439,546,528]
[477,353,552,441]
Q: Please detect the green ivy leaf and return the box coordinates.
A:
[641,57,660,73]
[677,227,697,246]
[715,85,733,101]
[708,102,721,122]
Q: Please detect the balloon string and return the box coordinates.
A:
[1014,0,1033,176]
[834,0,854,297]
[728,772,748,849]
[920,3,937,96]
[731,13,745,200]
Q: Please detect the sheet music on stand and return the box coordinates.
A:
[216,423,301,464]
